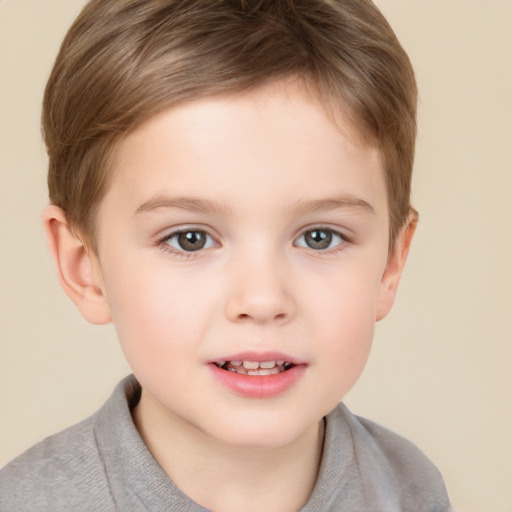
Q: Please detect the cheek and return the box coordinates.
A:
[303,267,381,395]
[304,261,381,335]
[103,264,207,367]
[315,291,376,365]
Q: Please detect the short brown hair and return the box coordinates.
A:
[43,0,417,250]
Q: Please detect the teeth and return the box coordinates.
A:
[241,360,285,370]
[217,359,295,374]
[260,368,280,375]
[247,368,281,376]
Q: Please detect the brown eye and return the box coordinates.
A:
[164,230,214,252]
[177,231,206,251]
[296,228,344,251]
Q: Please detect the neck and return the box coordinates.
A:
[133,389,325,512]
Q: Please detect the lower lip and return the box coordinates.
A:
[208,364,306,399]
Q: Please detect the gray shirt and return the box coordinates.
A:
[0,375,450,511]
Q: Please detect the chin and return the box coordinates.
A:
[202,415,319,452]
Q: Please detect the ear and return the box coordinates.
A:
[42,205,111,325]
[375,210,418,321]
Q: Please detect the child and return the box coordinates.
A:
[0,0,450,510]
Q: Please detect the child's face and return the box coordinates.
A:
[90,81,402,449]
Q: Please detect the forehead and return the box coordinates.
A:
[103,81,386,219]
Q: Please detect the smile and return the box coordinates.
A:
[214,360,295,376]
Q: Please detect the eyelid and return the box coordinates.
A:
[157,225,219,255]
[158,224,219,241]
[294,226,349,251]
[155,224,350,257]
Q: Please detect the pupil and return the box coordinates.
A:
[306,229,332,250]
[178,231,206,251]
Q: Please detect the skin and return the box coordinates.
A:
[44,80,416,512]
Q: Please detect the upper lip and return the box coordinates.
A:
[209,351,306,365]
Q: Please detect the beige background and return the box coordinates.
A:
[1,1,511,510]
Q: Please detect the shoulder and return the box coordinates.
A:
[326,404,451,511]
[0,409,114,511]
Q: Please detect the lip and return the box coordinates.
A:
[208,351,307,399]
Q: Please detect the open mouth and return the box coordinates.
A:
[214,360,295,376]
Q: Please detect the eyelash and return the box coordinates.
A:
[157,226,350,258]
[295,227,349,254]
[158,228,217,259]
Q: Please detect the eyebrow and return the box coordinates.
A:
[289,196,375,215]
[134,195,233,216]
[134,194,375,217]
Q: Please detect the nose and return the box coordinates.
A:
[224,250,296,325]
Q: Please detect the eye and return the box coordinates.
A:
[163,229,215,252]
[296,228,345,251]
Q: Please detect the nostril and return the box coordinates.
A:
[236,312,288,322]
